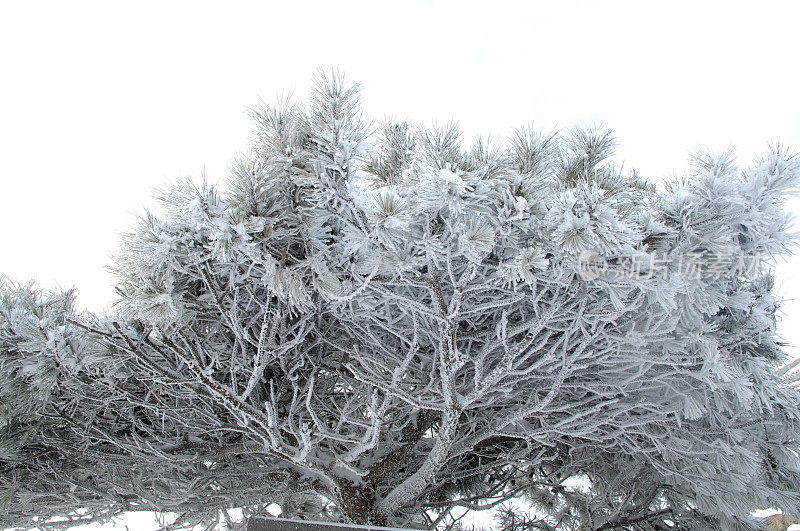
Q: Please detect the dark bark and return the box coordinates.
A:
[335,482,384,526]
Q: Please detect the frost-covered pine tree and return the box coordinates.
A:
[2,71,800,530]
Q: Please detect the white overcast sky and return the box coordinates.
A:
[1,1,800,526]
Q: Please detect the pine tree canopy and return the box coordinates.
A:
[2,71,800,530]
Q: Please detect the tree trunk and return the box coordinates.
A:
[336,482,386,527]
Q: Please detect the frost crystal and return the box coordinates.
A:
[2,72,800,530]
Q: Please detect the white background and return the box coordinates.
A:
[1,1,799,528]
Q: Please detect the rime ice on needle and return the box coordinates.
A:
[2,71,800,529]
